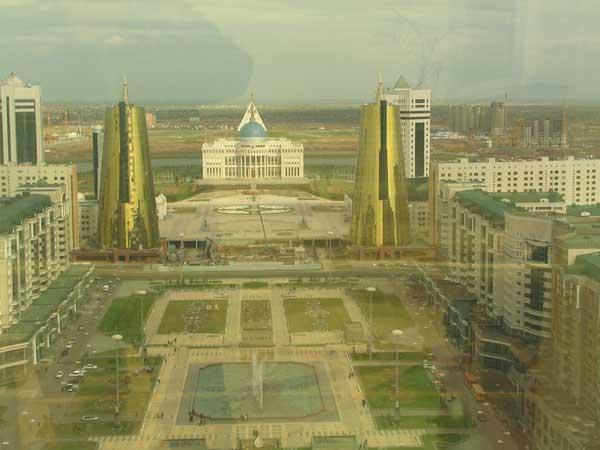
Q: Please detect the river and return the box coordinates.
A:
[75,155,355,172]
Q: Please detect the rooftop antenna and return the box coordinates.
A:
[376,72,384,101]
[122,75,129,104]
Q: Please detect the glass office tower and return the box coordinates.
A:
[351,84,411,247]
[97,79,160,250]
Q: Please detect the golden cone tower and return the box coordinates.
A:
[350,79,411,246]
[97,78,160,250]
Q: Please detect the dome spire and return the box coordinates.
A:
[238,94,267,132]
[249,92,256,122]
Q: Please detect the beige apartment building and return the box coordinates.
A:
[0,188,71,330]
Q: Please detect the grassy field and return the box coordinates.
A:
[242,281,269,289]
[38,353,162,438]
[350,351,425,362]
[155,181,201,202]
[43,442,98,450]
[356,365,440,409]
[384,433,467,449]
[99,293,158,345]
[350,289,411,340]
[157,299,227,334]
[375,410,469,430]
[284,298,351,333]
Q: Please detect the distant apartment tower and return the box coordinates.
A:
[91,125,104,199]
[448,101,506,136]
[489,101,505,136]
[517,114,568,148]
[383,76,430,178]
[0,73,43,165]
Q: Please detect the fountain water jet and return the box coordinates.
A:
[251,351,264,411]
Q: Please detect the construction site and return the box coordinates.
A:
[159,188,351,265]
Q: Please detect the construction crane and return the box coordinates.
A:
[204,237,224,262]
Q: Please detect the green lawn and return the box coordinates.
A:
[356,365,440,409]
[375,413,469,430]
[43,441,98,450]
[351,351,425,362]
[284,298,351,332]
[157,299,227,334]
[39,353,162,438]
[242,281,269,289]
[99,293,158,345]
[350,289,411,339]
[382,433,467,449]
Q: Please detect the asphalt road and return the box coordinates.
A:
[400,279,523,450]
[1,278,119,450]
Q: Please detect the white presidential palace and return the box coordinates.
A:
[200,101,304,183]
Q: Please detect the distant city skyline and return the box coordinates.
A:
[0,0,598,103]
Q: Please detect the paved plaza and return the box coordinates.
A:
[94,285,427,449]
[160,190,350,245]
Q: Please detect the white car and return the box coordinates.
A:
[68,370,85,377]
[81,415,99,421]
[55,371,64,379]
[83,364,98,370]
[65,344,73,349]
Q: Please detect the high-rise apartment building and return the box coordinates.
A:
[436,183,567,338]
[91,125,104,199]
[383,77,430,178]
[351,84,410,247]
[0,187,71,330]
[0,73,43,165]
[532,246,600,450]
[430,156,600,246]
[0,164,78,249]
[97,79,160,250]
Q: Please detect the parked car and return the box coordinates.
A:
[55,371,64,379]
[65,344,73,349]
[83,364,98,370]
[81,415,99,421]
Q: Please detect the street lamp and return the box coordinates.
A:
[139,290,146,359]
[112,334,123,418]
[367,286,376,359]
[178,233,185,284]
[392,329,404,414]
[327,231,334,260]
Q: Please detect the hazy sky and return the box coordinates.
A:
[0,0,596,103]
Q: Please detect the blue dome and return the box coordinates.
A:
[239,121,267,139]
